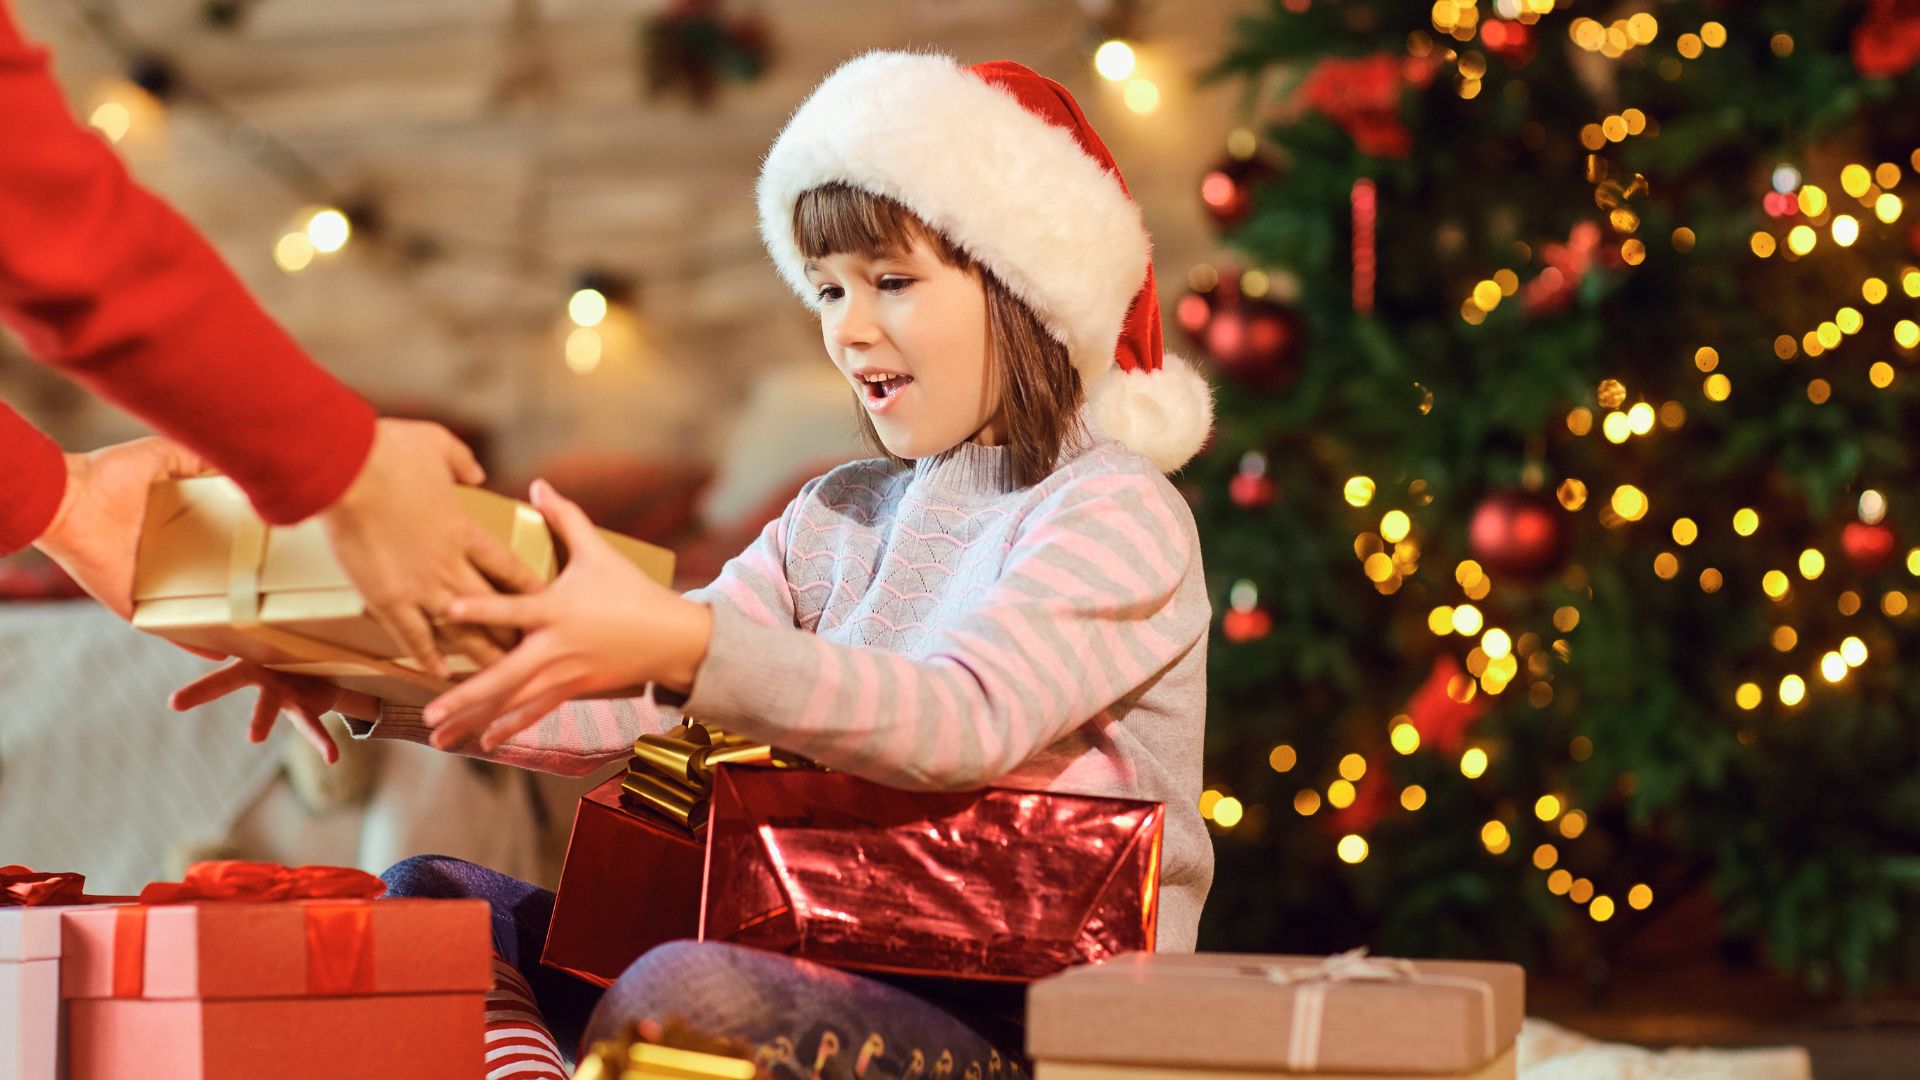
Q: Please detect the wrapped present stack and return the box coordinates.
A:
[131,476,675,706]
[546,722,1169,987]
[57,861,492,1080]
[1026,949,1525,1080]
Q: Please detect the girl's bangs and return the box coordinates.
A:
[793,183,967,266]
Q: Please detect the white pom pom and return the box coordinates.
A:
[1087,352,1215,473]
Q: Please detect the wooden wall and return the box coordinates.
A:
[4,0,1255,483]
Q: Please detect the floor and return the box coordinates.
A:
[1532,960,1920,1079]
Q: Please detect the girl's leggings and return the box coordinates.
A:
[382,855,1030,1080]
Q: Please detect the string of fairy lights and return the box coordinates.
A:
[66,0,672,379]
[73,0,1185,381]
[1196,1,1920,932]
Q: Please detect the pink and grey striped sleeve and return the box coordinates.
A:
[353,478,824,774]
[679,470,1205,791]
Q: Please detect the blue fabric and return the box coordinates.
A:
[382,856,1029,1079]
[380,854,604,1060]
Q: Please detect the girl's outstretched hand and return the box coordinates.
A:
[422,479,713,753]
[171,660,375,765]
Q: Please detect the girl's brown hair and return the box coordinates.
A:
[793,182,1085,488]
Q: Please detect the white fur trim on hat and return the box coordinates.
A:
[1088,351,1214,473]
[757,51,1149,396]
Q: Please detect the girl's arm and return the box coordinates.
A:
[342,476,823,774]
[678,470,1206,791]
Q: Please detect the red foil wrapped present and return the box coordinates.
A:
[699,766,1164,982]
[541,773,707,987]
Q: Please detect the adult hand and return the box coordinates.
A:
[170,660,380,766]
[320,418,544,679]
[33,437,210,618]
[422,480,712,752]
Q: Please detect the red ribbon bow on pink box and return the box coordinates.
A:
[111,860,387,998]
[134,860,384,904]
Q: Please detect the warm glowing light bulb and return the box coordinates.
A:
[306,209,351,254]
[1779,674,1806,705]
[1460,747,1489,778]
[1337,834,1369,864]
[1094,40,1137,81]
[1122,78,1160,114]
[569,288,609,328]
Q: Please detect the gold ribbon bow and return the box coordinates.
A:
[620,722,807,831]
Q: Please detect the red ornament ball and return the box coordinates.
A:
[1175,291,1214,337]
[1842,520,1898,572]
[1229,472,1275,509]
[1200,298,1304,388]
[1199,155,1275,230]
[1222,607,1273,643]
[1853,0,1920,79]
[1481,19,1536,66]
[1468,490,1566,578]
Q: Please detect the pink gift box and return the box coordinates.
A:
[59,898,492,1080]
[2,906,74,1080]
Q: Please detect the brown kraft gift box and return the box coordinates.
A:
[1026,950,1524,1079]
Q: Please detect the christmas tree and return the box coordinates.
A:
[1185,0,1920,992]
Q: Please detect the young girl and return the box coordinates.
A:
[175,51,1215,1079]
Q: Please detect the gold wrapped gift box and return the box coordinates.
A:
[573,1040,759,1080]
[131,476,675,706]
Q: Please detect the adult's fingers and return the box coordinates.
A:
[439,622,507,668]
[153,440,212,479]
[171,661,255,712]
[465,527,544,595]
[248,689,282,744]
[367,599,448,680]
[437,428,487,486]
[436,559,512,665]
[291,707,342,765]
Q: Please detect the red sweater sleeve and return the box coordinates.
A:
[0,5,375,526]
[0,399,64,554]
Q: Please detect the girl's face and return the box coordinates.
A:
[805,232,1006,458]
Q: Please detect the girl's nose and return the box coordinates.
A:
[832,290,880,349]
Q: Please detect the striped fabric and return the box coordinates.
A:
[362,421,1213,950]
[484,954,568,1080]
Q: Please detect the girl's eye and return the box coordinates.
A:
[815,284,844,302]
[878,276,914,294]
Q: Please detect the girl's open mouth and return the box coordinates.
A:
[863,374,914,413]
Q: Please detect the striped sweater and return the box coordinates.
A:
[356,420,1214,950]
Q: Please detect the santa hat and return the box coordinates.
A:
[757,51,1214,474]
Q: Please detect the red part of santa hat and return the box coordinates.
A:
[757,51,1214,473]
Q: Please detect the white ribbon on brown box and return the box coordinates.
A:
[1264,947,1498,1072]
